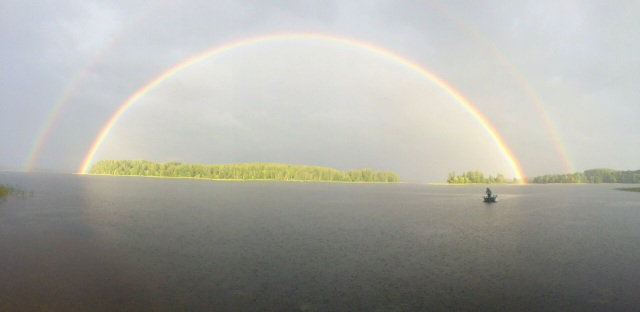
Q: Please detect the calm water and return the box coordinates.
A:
[1,172,639,311]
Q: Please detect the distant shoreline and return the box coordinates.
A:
[87,160,400,183]
[0,183,33,199]
[83,173,403,184]
[428,183,524,186]
[615,187,640,192]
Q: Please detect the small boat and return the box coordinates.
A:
[483,195,498,203]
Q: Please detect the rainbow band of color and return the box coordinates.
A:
[23,0,175,172]
[78,33,526,183]
[428,1,573,174]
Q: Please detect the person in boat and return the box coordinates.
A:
[486,187,492,198]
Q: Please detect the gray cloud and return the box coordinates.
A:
[2,0,639,181]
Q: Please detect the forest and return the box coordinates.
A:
[530,168,640,184]
[0,184,30,200]
[446,170,517,184]
[0,184,9,199]
[89,160,400,183]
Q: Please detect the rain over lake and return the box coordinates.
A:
[1,171,639,311]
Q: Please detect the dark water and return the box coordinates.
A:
[1,172,639,311]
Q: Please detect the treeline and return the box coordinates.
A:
[0,184,32,200]
[531,168,640,184]
[89,160,400,183]
[446,170,517,184]
[0,184,10,199]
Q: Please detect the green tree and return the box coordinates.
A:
[88,160,400,183]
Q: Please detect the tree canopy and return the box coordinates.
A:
[0,184,31,199]
[446,170,516,184]
[0,184,9,199]
[531,169,640,184]
[89,160,400,183]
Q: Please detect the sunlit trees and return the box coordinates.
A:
[531,169,640,184]
[0,184,31,199]
[447,172,456,183]
[0,184,9,199]
[89,160,400,183]
[446,171,513,184]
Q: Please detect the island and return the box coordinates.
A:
[446,168,640,185]
[0,184,30,200]
[89,160,400,183]
[615,187,640,192]
[530,168,640,184]
[0,184,10,199]
[446,170,519,184]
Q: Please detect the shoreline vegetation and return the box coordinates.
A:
[0,184,32,200]
[615,187,640,192]
[447,168,640,184]
[0,184,10,199]
[446,170,519,184]
[89,160,400,183]
[530,169,640,184]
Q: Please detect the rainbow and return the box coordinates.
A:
[78,33,526,183]
[22,0,175,172]
[429,2,574,173]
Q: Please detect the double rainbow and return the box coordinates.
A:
[77,33,526,183]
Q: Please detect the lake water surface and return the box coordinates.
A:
[1,172,639,311]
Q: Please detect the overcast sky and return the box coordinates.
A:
[2,0,639,181]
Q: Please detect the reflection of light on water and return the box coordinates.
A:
[5,173,640,310]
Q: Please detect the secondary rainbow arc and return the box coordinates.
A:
[78,33,526,183]
[429,2,574,173]
[22,0,175,172]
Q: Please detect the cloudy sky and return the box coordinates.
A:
[2,0,639,181]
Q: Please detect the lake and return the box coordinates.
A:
[1,172,639,311]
